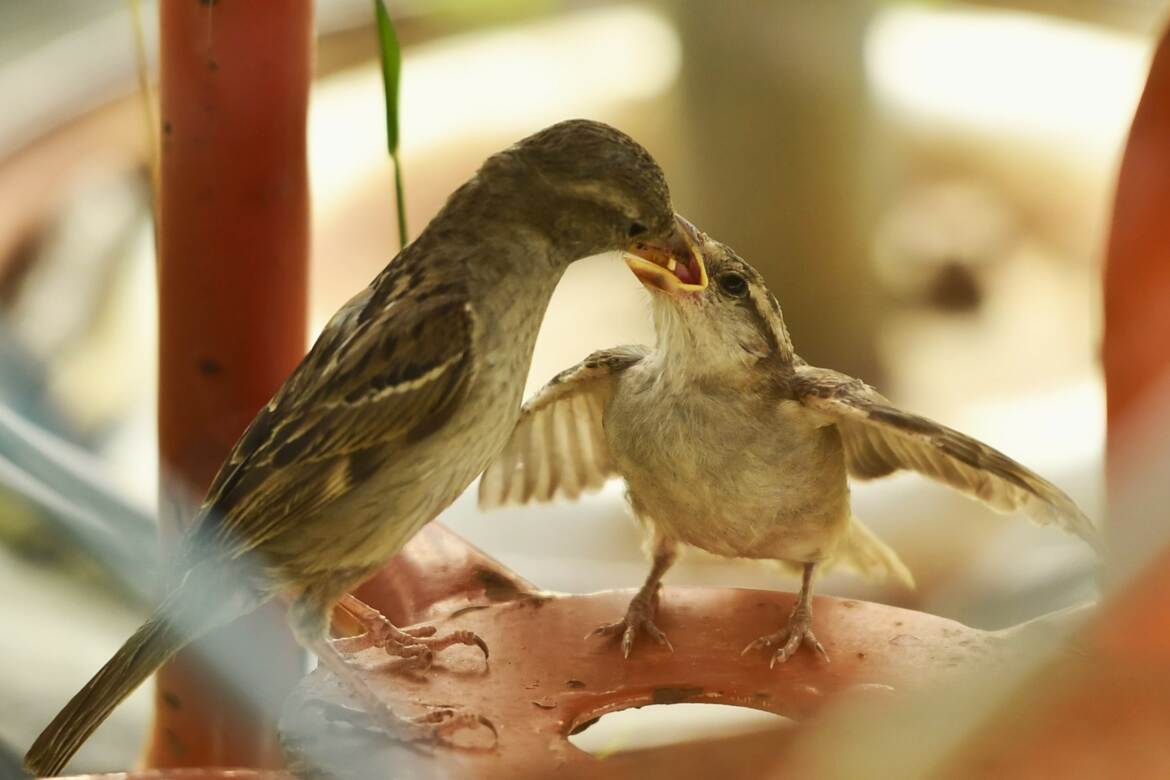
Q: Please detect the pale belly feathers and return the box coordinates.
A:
[606,369,852,563]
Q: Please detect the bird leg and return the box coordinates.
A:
[591,535,678,658]
[742,562,829,667]
[332,593,488,670]
[292,591,495,747]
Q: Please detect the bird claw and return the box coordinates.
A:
[333,616,489,670]
[385,642,435,672]
[393,628,490,666]
[315,701,497,749]
[589,596,673,658]
[405,707,499,750]
[742,606,829,666]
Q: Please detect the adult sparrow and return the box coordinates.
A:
[480,218,1101,667]
[27,119,693,775]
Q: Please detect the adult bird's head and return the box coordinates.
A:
[473,119,691,268]
[627,220,796,370]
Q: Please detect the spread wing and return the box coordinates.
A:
[478,346,648,509]
[185,287,475,564]
[792,365,1102,552]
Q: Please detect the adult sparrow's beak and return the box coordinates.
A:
[623,213,708,295]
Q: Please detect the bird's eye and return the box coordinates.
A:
[627,222,647,238]
[718,273,748,297]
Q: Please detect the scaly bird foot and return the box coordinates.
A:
[589,588,672,658]
[742,604,829,667]
[316,700,497,750]
[332,604,488,670]
[389,628,490,671]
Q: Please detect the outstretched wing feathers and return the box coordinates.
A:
[792,365,1102,552]
[478,346,647,509]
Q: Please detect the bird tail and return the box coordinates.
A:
[24,575,233,777]
[833,517,916,590]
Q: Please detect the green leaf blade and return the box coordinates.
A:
[373,0,402,154]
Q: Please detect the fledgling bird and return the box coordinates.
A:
[26,119,696,776]
[479,219,1101,667]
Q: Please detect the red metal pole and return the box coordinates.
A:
[152,0,313,768]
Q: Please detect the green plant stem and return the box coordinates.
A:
[392,150,408,248]
[374,0,408,248]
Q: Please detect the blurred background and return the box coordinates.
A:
[0,0,1162,772]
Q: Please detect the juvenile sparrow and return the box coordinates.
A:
[479,218,1101,667]
[26,119,695,776]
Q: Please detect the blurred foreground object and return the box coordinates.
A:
[1102,2,1170,583]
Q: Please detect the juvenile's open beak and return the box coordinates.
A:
[623,213,708,295]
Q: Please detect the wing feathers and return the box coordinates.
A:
[478,346,647,509]
[550,401,576,499]
[794,366,1102,552]
[188,291,475,561]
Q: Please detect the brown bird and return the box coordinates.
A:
[479,218,1101,666]
[26,120,695,776]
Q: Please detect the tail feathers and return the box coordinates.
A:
[25,606,189,776]
[833,517,916,590]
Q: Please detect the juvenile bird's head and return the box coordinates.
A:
[477,119,690,268]
[626,219,795,371]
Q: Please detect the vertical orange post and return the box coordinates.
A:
[152,0,313,768]
[1103,27,1170,434]
[1100,20,1170,647]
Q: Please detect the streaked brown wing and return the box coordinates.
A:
[792,365,1102,552]
[478,345,647,509]
[187,290,475,561]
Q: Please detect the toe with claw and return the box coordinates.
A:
[334,595,489,668]
[409,708,499,749]
[314,700,497,750]
[388,628,490,671]
[742,605,829,667]
[590,589,673,658]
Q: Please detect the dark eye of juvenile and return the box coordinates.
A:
[627,222,647,238]
[719,273,748,297]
